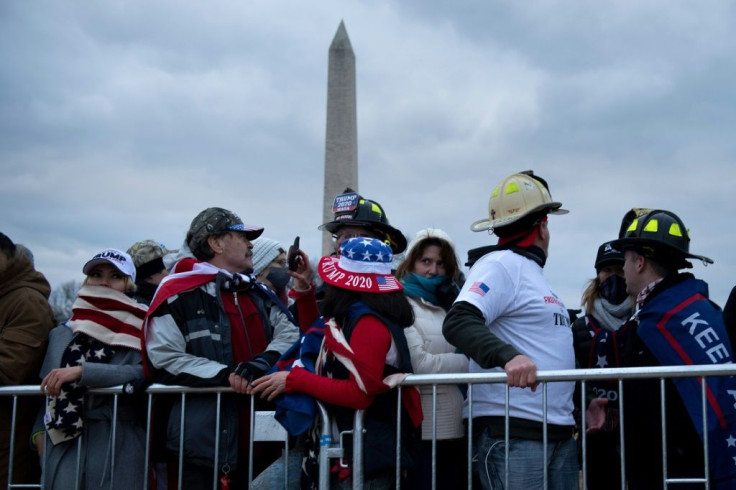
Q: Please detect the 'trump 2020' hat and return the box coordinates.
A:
[318,237,402,293]
[318,189,407,254]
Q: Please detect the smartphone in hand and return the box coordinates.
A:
[287,236,300,271]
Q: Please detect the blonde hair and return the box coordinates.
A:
[580,277,600,313]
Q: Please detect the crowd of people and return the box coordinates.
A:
[2,171,736,489]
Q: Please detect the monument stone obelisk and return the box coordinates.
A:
[322,21,358,256]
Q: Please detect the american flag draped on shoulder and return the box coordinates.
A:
[140,258,252,376]
[270,313,422,436]
[636,278,736,489]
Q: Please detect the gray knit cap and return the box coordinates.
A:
[251,237,283,276]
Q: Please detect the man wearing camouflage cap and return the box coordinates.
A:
[143,207,298,488]
[126,239,172,304]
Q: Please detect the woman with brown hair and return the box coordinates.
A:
[395,228,468,489]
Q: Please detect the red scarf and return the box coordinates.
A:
[497,216,547,248]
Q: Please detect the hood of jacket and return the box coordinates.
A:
[0,255,52,300]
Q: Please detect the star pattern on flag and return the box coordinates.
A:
[727,435,736,447]
[596,355,609,368]
[341,237,393,265]
[45,333,116,444]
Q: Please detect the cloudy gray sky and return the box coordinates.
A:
[2,1,735,310]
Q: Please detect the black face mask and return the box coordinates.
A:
[266,267,290,292]
[599,274,628,305]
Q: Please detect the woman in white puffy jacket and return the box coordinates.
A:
[395,228,469,489]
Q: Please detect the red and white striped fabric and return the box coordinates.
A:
[69,285,147,350]
[320,319,423,427]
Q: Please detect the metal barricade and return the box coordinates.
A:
[3,364,735,490]
[400,364,736,490]
[0,385,366,490]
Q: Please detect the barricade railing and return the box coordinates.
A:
[3,364,734,490]
[0,385,363,490]
[400,363,736,490]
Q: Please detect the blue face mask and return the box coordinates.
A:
[266,267,290,292]
[599,274,628,305]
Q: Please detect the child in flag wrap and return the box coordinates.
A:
[251,238,422,489]
[34,248,148,490]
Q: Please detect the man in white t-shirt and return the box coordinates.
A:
[443,171,577,490]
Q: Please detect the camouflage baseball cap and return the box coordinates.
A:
[187,207,263,252]
[126,240,175,280]
[126,240,169,269]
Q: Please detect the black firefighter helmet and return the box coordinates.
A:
[318,188,407,254]
[611,209,712,270]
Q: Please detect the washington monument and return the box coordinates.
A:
[322,21,358,255]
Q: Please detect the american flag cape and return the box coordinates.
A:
[140,258,249,377]
[636,277,736,489]
[271,306,423,436]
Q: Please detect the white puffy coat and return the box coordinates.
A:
[405,296,468,440]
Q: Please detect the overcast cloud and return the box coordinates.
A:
[2,0,735,309]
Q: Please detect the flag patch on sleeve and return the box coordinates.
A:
[469,281,489,296]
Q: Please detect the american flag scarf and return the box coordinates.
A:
[45,285,147,445]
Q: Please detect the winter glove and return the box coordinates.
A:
[232,350,280,382]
